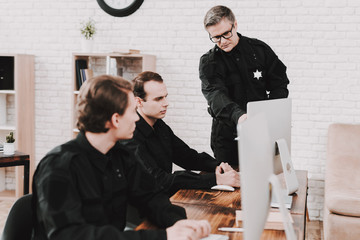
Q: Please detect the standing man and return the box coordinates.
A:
[32,75,211,240]
[199,5,290,165]
[122,71,240,197]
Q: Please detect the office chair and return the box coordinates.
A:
[1,194,33,240]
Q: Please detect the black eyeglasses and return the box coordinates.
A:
[209,24,234,43]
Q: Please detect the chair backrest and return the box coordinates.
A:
[328,123,360,159]
[1,194,33,240]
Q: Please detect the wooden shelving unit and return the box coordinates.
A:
[71,52,156,137]
[0,54,35,199]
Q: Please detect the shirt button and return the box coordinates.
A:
[117,174,122,178]
[236,58,240,61]
[116,169,120,173]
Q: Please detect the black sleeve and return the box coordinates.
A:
[33,154,168,240]
[261,42,289,99]
[125,155,187,226]
[199,52,246,125]
[124,138,217,196]
[169,127,220,172]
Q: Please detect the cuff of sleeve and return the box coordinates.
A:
[231,108,245,125]
[136,229,167,240]
[198,153,220,172]
[200,173,217,188]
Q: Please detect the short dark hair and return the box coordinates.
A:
[132,71,163,100]
[204,5,236,28]
[76,75,133,133]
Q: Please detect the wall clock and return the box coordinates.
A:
[97,0,144,17]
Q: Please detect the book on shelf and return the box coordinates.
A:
[0,56,15,90]
[75,59,87,90]
[79,69,94,86]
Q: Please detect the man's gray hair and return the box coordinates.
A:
[204,5,236,28]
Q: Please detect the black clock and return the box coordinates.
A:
[97,0,144,17]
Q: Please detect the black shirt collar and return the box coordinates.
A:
[136,113,166,137]
[75,131,120,172]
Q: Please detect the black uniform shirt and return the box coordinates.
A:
[122,114,220,196]
[32,132,186,240]
[199,33,289,125]
[199,33,289,165]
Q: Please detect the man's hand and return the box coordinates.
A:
[238,114,247,124]
[216,162,233,173]
[215,163,240,187]
[166,219,211,240]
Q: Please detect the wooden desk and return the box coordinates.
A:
[0,151,30,196]
[137,170,308,240]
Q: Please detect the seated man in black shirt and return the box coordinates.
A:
[122,71,240,196]
[32,75,211,240]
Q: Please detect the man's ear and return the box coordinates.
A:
[135,97,143,108]
[107,113,120,128]
[234,20,238,31]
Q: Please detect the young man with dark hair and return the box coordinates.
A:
[122,71,240,196]
[32,75,211,240]
[199,5,290,166]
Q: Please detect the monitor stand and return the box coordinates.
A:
[269,174,296,240]
[275,139,299,195]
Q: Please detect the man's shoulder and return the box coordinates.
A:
[241,35,266,45]
[200,45,220,63]
[241,35,273,53]
[199,46,223,78]
[37,140,82,172]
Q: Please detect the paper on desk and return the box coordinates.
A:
[235,210,293,230]
[201,234,229,240]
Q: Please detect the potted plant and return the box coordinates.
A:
[80,18,96,52]
[4,132,15,155]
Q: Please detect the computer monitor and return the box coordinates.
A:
[238,112,273,239]
[247,98,298,195]
[238,112,296,240]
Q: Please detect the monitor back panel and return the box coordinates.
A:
[247,98,292,174]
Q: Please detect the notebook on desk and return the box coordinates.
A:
[271,193,293,209]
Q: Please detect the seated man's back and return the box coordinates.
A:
[32,75,211,240]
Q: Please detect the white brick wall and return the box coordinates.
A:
[1,0,360,220]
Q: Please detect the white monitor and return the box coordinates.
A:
[238,112,273,240]
[238,111,296,240]
[246,98,298,195]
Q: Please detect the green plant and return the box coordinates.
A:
[6,132,15,143]
[80,18,96,40]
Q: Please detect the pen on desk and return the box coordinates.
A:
[218,227,244,232]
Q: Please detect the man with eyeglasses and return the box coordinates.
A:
[199,5,290,166]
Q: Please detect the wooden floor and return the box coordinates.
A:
[0,198,324,239]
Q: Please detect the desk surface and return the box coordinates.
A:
[137,170,308,240]
[0,151,30,162]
